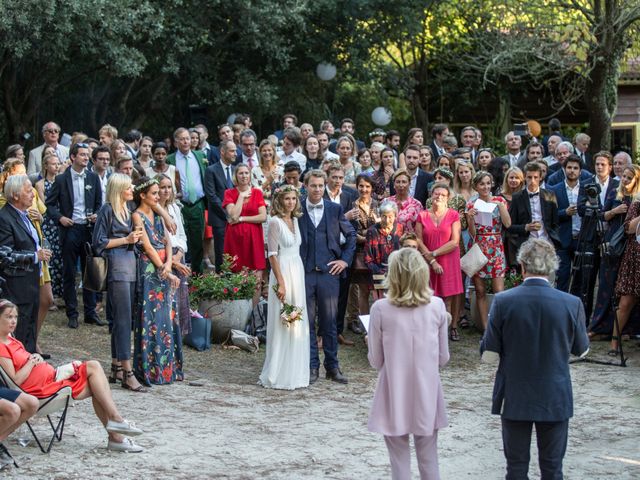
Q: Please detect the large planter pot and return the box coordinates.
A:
[199,299,252,343]
[469,286,495,330]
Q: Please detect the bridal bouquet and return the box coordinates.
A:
[272,285,304,327]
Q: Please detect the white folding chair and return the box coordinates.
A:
[0,365,73,453]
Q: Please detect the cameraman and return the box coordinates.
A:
[575,151,619,321]
[0,175,51,352]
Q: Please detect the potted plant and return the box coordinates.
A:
[469,268,523,328]
[189,254,258,342]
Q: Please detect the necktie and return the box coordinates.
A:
[528,192,539,198]
[225,166,233,188]
[184,154,196,203]
[247,157,254,169]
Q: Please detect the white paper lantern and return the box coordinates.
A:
[316,62,337,81]
[371,107,392,126]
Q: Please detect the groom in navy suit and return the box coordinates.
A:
[481,238,589,479]
[300,170,356,384]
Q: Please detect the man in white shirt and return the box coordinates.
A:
[91,146,111,200]
[28,121,70,176]
[279,128,307,171]
[317,130,339,162]
[573,133,591,170]
[429,123,449,157]
[612,151,632,181]
[500,131,523,167]
[543,134,562,168]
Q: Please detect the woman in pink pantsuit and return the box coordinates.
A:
[368,247,449,480]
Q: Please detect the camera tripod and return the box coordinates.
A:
[569,205,626,367]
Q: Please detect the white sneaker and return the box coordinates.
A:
[107,437,143,453]
[106,419,143,436]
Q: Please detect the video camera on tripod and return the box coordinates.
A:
[0,245,35,297]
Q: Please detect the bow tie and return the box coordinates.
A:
[72,171,86,180]
[528,192,539,198]
[308,203,323,210]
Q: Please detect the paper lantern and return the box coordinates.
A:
[316,62,337,81]
[371,107,392,126]
[526,120,542,138]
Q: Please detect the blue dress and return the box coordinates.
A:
[133,212,184,385]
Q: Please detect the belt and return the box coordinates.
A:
[313,267,322,272]
[182,198,204,207]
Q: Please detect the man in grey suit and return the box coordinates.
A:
[481,238,590,480]
[27,121,69,177]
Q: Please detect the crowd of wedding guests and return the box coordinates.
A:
[0,114,639,467]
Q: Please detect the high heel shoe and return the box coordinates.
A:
[121,370,148,393]
[108,364,123,384]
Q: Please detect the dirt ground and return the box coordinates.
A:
[2,308,639,479]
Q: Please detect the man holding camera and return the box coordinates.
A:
[0,175,52,352]
[575,151,618,321]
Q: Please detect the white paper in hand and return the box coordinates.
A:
[474,198,497,227]
[359,315,370,333]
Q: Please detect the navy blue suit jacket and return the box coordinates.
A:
[482,279,590,421]
[549,182,575,250]
[299,200,356,273]
[204,161,234,228]
[546,167,592,187]
[45,168,103,239]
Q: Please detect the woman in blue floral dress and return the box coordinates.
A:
[132,177,184,386]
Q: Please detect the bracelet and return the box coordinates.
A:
[239,216,243,223]
[429,259,436,265]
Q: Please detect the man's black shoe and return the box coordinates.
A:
[326,368,348,384]
[85,315,107,326]
[67,317,79,329]
[309,368,319,384]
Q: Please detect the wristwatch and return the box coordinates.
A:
[433,251,438,258]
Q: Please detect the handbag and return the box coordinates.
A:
[55,361,82,382]
[83,242,108,292]
[183,312,212,351]
[604,224,627,261]
[224,329,259,353]
[460,241,488,277]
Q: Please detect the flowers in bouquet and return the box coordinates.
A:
[272,284,304,327]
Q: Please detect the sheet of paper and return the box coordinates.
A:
[359,315,370,333]
[474,198,497,227]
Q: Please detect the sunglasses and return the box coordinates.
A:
[45,129,60,134]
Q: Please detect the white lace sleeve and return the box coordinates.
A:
[266,216,280,258]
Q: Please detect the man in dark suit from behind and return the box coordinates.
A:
[204,140,236,272]
[482,238,590,479]
[0,175,52,352]
[45,142,103,328]
[323,163,359,345]
[507,162,560,255]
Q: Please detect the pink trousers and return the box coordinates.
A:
[384,432,440,480]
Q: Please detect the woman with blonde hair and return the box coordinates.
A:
[251,139,282,210]
[368,247,449,480]
[92,174,145,392]
[500,167,525,205]
[453,159,476,201]
[591,164,640,337]
[258,185,309,389]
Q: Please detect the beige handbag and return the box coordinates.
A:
[460,241,488,277]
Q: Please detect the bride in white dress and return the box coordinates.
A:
[258,185,310,389]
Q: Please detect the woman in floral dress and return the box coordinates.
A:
[466,171,511,331]
[37,154,64,298]
[132,177,183,386]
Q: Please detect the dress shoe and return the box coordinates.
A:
[326,368,348,384]
[67,317,79,329]
[338,334,354,346]
[309,368,319,385]
[85,315,107,326]
[348,322,364,335]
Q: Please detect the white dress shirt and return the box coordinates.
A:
[527,189,549,241]
[565,180,582,238]
[71,169,88,224]
[279,150,307,172]
[306,198,324,228]
[596,176,610,206]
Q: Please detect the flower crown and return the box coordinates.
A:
[273,184,300,197]
[134,178,159,192]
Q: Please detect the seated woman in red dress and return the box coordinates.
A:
[222,164,268,305]
[0,300,144,453]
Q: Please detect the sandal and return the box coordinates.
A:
[121,370,148,393]
[607,349,619,357]
[108,364,123,384]
[450,328,460,342]
[459,316,470,329]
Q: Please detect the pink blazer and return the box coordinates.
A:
[368,297,449,436]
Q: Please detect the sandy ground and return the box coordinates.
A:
[2,310,639,480]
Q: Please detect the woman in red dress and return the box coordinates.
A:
[0,300,144,452]
[223,164,268,305]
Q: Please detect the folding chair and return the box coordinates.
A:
[0,365,73,453]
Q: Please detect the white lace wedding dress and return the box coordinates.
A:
[258,216,310,389]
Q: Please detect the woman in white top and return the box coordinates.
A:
[157,174,191,335]
[251,140,283,211]
[146,142,181,199]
